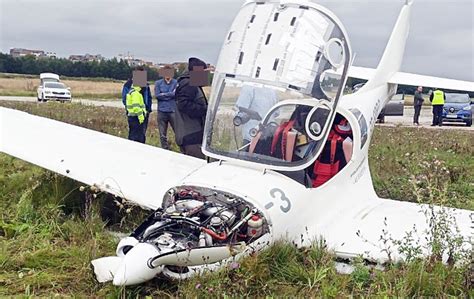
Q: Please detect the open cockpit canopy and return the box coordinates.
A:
[204,0,352,171]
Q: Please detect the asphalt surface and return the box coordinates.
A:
[0,96,472,131]
[379,106,473,131]
[0,95,123,108]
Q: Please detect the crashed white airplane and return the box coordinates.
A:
[0,0,473,287]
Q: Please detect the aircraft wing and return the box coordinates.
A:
[0,107,206,210]
[349,66,474,92]
[319,197,473,262]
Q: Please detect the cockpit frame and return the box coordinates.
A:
[202,0,353,172]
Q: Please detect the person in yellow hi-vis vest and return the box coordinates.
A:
[430,88,446,127]
[122,69,153,143]
[126,85,147,143]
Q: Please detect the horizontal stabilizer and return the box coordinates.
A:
[349,66,474,92]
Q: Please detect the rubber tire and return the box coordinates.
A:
[41,93,47,102]
[466,120,472,127]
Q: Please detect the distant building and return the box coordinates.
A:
[45,52,57,58]
[207,63,216,71]
[117,53,154,67]
[171,62,187,69]
[69,53,103,63]
[68,55,83,62]
[165,62,215,72]
[10,48,45,58]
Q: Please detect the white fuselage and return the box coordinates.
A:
[178,83,471,263]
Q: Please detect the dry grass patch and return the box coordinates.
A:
[0,77,124,99]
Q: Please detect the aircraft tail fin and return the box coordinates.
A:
[361,0,413,90]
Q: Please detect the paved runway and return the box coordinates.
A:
[379,106,473,131]
[0,95,123,108]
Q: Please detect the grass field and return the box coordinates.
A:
[0,101,473,297]
[0,76,123,100]
[0,73,212,101]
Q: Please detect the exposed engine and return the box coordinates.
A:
[113,186,269,282]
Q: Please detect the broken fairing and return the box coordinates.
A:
[92,186,270,286]
[203,0,352,171]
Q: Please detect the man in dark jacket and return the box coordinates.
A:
[413,86,424,125]
[174,57,209,159]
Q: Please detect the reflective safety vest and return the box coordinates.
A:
[126,86,146,124]
[432,90,445,105]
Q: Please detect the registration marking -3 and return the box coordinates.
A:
[265,188,292,213]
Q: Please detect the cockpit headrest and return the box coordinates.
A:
[334,118,351,135]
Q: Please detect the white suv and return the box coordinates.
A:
[37,73,72,102]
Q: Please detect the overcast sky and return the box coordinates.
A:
[0,0,472,81]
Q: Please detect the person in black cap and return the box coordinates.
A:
[174,57,209,159]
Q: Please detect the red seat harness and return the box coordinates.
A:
[312,130,343,188]
[270,120,295,159]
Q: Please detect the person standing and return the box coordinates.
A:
[430,88,445,127]
[413,86,424,125]
[122,69,153,143]
[174,57,209,159]
[124,85,147,143]
[155,66,178,150]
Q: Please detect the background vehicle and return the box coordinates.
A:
[352,84,404,123]
[442,93,472,126]
[37,73,72,102]
[378,93,405,123]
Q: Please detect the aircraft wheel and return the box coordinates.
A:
[41,94,47,102]
[466,120,472,127]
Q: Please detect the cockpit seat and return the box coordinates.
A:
[249,105,312,162]
[310,117,353,187]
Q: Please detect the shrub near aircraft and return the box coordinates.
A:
[1,0,473,286]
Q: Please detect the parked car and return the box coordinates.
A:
[351,84,404,123]
[377,93,405,123]
[37,73,72,102]
[442,93,472,127]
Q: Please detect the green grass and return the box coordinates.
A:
[370,126,474,210]
[0,101,472,297]
[0,90,37,97]
[72,93,121,100]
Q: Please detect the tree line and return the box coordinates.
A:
[0,53,471,97]
[0,53,187,81]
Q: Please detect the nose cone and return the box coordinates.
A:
[112,243,163,286]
